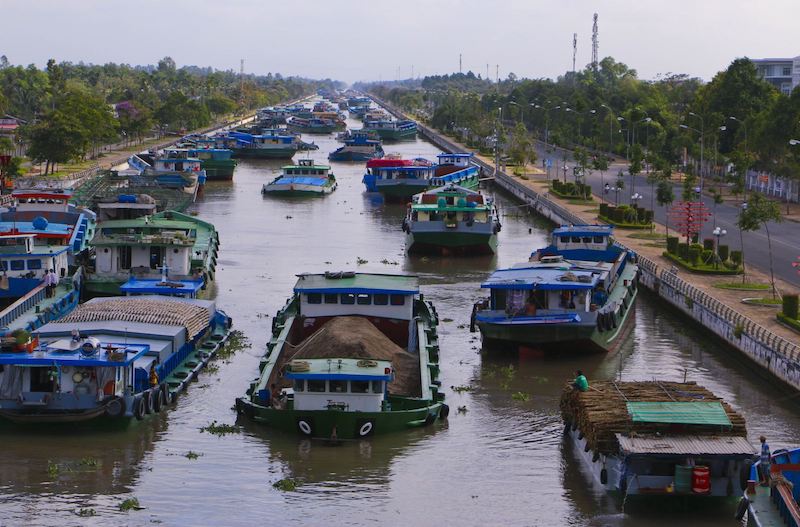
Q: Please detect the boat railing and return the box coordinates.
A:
[769,468,800,527]
[0,285,47,331]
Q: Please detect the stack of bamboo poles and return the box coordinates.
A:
[559,381,747,455]
[60,297,211,339]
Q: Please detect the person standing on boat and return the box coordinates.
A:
[50,269,59,292]
[758,436,771,485]
[572,370,589,392]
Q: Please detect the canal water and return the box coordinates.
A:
[1,109,799,526]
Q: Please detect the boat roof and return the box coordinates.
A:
[282,163,331,170]
[437,153,473,158]
[366,158,414,168]
[0,343,150,367]
[626,401,732,426]
[0,221,73,236]
[120,278,205,295]
[616,434,754,456]
[553,224,614,237]
[270,176,328,186]
[294,272,419,295]
[481,266,600,290]
[36,321,185,341]
[283,358,393,382]
[12,189,73,199]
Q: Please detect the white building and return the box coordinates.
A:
[751,56,800,95]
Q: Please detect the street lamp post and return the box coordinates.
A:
[604,182,610,204]
[614,186,621,206]
[617,116,629,159]
[712,226,727,268]
[688,112,705,190]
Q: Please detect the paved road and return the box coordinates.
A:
[534,143,800,288]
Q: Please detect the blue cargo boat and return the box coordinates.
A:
[741,447,800,526]
[328,132,384,161]
[0,295,231,423]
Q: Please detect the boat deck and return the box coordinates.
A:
[3,281,76,334]
[748,485,788,526]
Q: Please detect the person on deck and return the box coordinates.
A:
[270,383,283,409]
[572,370,589,392]
[50,269,59,291]
[758,436,771,486]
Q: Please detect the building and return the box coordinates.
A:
[751,56,800,94]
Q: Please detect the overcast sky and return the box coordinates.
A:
[3,0,798,84]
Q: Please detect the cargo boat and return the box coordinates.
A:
[560,380,754,499]
[262,159,337,196]
[403,183,500,255]
[236,272,447,439]
[362,119,417,141]
[328,132,384,162]
[471,225,637,353]
[0,295,230,423]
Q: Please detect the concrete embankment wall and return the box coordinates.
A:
[372,94,800,392]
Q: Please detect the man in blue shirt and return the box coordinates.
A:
[758,435,771,485]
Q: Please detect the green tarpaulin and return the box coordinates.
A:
[626,401,732,427]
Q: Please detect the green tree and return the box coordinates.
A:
[737,193,782,295]
[26,110,87,174]
[629,143,643,194]
[508,122,537,172]
[592,154,610,203]
[656,179,675,237]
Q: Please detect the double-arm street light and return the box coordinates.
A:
[533,102,560,151]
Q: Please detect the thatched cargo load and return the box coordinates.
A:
[287,316,421,397]
[560,381,747,455]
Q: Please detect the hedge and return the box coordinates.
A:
[666,237,679,254]
[718,244,729,262]
[703,238,715,251]
[731,250,743,265]
[777,312,800,334]
[662,251,743,275]
[784,294,799,320]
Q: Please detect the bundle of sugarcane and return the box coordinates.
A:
[559,380,747,455]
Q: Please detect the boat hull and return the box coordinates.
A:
[235,398,442,439]
[200,159,236,180]
[406,229,497,256]
[231,147,296,160]
[262,183,336,196]
[372,128,417,141]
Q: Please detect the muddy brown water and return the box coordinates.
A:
[1,111,798,526]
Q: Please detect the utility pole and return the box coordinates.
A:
[411,64,414,79]
[591,13,599,70]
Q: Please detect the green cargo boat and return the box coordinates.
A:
[85,210,219,297]
[189,148,237,180]
[362,119,417,141]
[236,272,448,439]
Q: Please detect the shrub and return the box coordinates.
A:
[690,243,704,252]
[691,233,699,244]
[783,294,799,320]
[643,210,654,224]
[688,246,702,266]
[678,243,690,261]
[563,182,576,195]
[599,203,609,217]
[731,250,742,265]
[666,237,679,254]
[703,238,715,251]
[701,249,714,264]
[718,244,729,262]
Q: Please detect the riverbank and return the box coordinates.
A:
[371,93,800,393]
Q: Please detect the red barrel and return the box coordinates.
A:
[692,466,711,494]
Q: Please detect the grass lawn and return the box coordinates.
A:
[714,282,770,291]
[742,297,782,306]
[628,232,667,240]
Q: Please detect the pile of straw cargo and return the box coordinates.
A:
[559,381,747,455]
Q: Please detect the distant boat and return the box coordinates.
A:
[362,152,480,202]
[213,130,299,159]
[403,183,500,255]
[286,116,342,134]
[235,271,447,439]
[262,159,337,196]
[328,132,384,161]
[471,225,638,353]
[362,119,417,141]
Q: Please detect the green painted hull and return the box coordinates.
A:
[235,398,443,439]
[373,128,417,141]
[232,147,296,159]
[406,231,497,255]
[201,159,236,180]
[378,174,480,202]
[83,279,122,297]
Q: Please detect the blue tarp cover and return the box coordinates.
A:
[271,177,327,186]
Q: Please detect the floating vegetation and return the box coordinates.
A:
[450,385,474,394]
[185,451,201,460]
[75,508,96,517]
[119,497,144,512]
[457,405,468,414]
[511,392,531,402]
[380,259,399,265]
[47,460,60,478]
[272,478,300,491]
[441,318,454,323]
[356,257,368,265]
[204,364,220,375]
[200,421,239,436]
[215,330,250,361]
[79,457,99,468]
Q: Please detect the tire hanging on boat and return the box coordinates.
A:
[152,388,162,413]
[356,419,375,437]
[600,468,608,485]
[105,396,125,418]
[143,390,154,414]
[439,404,450,420]
[133,396,145,421]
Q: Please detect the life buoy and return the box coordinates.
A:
[133,396,145,420]
[600,468,608,485]
[298,420,312,436]
[105,396,125,418]
[439,404,450,420]
[358,421,374,437]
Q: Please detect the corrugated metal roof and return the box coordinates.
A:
[626,401,732,426]
[616,434,754,456]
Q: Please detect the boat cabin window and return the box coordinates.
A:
[371,381,384,393]
[27,259,42,270]
[340,293,356,305]
[356,294,371,305]
[582,237,592,243]
[571,236,581,243]
[294,380,305,392]
[390,294,406,306]
[119,246,132,270]
[329,380,347,393]
[593,236,604,244]
[0,262,6,271]
[560,236,569,243]
[324,293,338,304]
[306,293,322,304]
[307,380,326,392]
[351,381,369,393]
[10,260,24,271]
[30,367,56,392]
[373,294,389,306]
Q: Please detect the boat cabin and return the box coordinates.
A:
[284,159,331,177]
[155,149,203,173]
[436,152,474,168]
[12,189,73,213]
[285,358,392,412]
[0,233,69,280]
[365,159,435,181]
[409,185,492,224]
